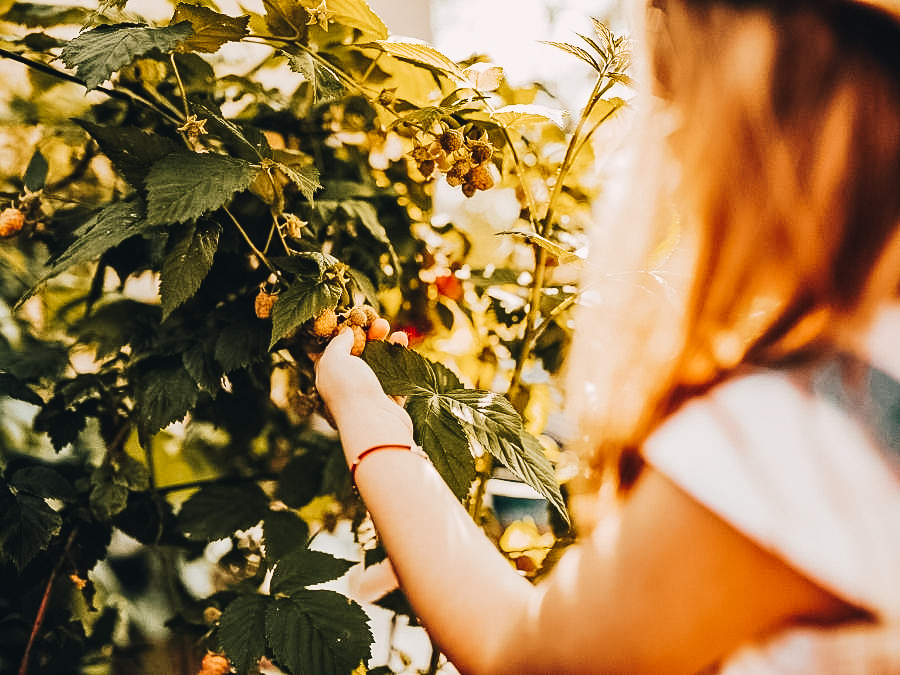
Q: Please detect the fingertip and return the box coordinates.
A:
[388,330,409,347]
[327,325,355,352]
[368,317,390,341]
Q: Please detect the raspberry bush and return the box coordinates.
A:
[0,2,630,673]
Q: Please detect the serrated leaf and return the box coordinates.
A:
[496,230,583,267]
[328,0,387,39]
[218,594,269,674]
[176,483,270,542]
[146,152,258,225]
[263,510,309,563]
[339,201,389,245]
[23,149,48,192]
[276,163,321,202]
[76,121,180,189]
[133,359,199,442]
[89,472,129,521]
[60,22,194,91]
[0,371,43,406]
[10,466,76,502]
[0,491,62,572]
[90,456,150,521]
[266,591,372,675]
[270,547,355,595]
[285,51,347,103]
[463,62,503,91]
[540,40,601,72]
[183,341,221,393]
[364,342,567,519]
[172,3,250,53]
[17,201,148,308]
[215,313,270,373]
[376,39,467,80]
[191,103,271,163]
[269,274,343,349]
[4,3,91,28]
[159,220,221,320]
[492,104,570,131]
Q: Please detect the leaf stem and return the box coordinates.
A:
[223,206,278,276]
[170,53,190,119]
[18,529,77,675]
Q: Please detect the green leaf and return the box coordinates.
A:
[376,40,467,81]
[270,547,356,596]
[218,594,269,674]
[191,104,271,163]
[328,0,388,39]
[285,52,348,104]
[171,3,250,53]
[4,3,91,28]
[146,152,258,225]
[159,220,221,320]
[60,22,195,91]
[17,200,147,308]
[0,491,62,572]
[276,162,321,203]
[269,268,343,348]
[214,312,271,373]
[496,230,584,267]
[176,483,270,542]
[0,371,43,406]
[23,149,48,192]
[76,121,181,189]
[262,510,309,563]
[266,591,372,675]
[90,456,151,521]
[339,201,389,246]
[10,466,76,502]
[405,396,476,499]
[132,358,199,442]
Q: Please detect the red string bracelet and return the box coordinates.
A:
[349,444,413,489]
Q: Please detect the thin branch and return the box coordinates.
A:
[18,529,77,675]
[156,473,279,496]
[223,206,278,276]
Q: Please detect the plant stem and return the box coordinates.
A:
[156,473,279,496]
[18,529,77,675]
[170,53,190,119]
[223,206,278,276]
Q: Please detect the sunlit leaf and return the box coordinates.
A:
[60,22,194,91]
[145,152,258,225]
[172,3,250,53]
[496,230,584,267]
[159,220,221,320]
[492,104,570,130]
[276,162,321,202]
[285,51,348,103]
[328,0,387,39]
[269,261,344,348]
[463,62,503,92]
[376,39,467,80]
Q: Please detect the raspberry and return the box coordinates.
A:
[254,290,277,319]
[446,159,470,187]
[464,163,494,191]
[469,140,493,165]
[0,208,24,238]
[417,159,436,178]
[348,306,369,327]
[362,305,380,325]
[411,146,431,162]
[438,128,464,153]
[461,181,478,198]
[312,308,338,337]
[198,653,231,675]
[350,324,367,356]
[203,606,222,624]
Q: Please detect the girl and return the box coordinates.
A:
[316,0,900,671]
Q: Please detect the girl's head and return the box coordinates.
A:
[567,0,900,494]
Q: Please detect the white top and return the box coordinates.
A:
[644,307,900,673]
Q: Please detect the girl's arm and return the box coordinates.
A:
[316,329,857,675]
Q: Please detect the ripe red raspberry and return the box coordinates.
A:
[254,290,277,319]
[313,308,338,337]
[362,305,380,325]
[464,163,494,191]
[198,653,231,675]
[438,128,464,153]
[349,324,367,356]
[0,208,25,238]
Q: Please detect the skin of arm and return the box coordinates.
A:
[315,328,859,675]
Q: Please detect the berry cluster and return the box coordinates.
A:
[411,126,495,198]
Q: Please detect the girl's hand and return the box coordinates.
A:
[314,324,414,463]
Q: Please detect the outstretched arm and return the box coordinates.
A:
[316,329,858,675]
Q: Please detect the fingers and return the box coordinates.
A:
[322,324,355,356]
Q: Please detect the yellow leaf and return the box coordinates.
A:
[327,0,388,39]
[492,104,570,130]
[463,62,503,92]
[377,39,467,80]
[172,4,250,53]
